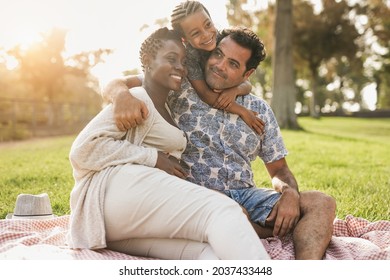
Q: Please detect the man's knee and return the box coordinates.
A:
[300,191,336,216]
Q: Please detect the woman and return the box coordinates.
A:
[68,28,269,260]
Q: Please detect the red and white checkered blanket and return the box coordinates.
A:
[1,215,389,260]
[263,215,390,260]
[0,216,150,260]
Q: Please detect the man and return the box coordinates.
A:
[103,27,336,260]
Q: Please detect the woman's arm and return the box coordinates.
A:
[70,91,187,180]
[102,76,142,102]
[102,76,149,131]
[69,102,157,179]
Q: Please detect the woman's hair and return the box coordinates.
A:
[139,27,182,71]
[219,27,266,71]
[170,1,211,36]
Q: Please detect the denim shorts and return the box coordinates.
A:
[223,188,281,227]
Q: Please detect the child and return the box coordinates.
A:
[104,0,265,135]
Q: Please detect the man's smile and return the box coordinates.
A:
[209,66,227,80]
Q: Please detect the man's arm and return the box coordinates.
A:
[266,158,299,193]
[265,158,300,237]
[102,76,148,131]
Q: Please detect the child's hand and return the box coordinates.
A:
[213,89,237,109]
[240,109,265,135]
[113,92,149,131]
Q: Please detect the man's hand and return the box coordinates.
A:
[113,92,149,131]
[155,152,188,179]
[265,187,300,237]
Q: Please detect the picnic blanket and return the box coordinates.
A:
[1,215,389,260]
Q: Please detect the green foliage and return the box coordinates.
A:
[1,118,389,221]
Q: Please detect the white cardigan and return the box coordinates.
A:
[67,87,158,249]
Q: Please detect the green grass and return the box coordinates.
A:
[1,117,389,221]
[251,117,390,221]
[0,136,75,218]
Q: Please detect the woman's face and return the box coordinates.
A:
[179,9,217,52]
[149,40,187,91]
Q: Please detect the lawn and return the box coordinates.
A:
[0,117,389,221]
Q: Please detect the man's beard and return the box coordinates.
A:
[205,66,227,91]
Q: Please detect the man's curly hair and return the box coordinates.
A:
[218,27,266,71]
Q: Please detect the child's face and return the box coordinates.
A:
[179,9,217,52]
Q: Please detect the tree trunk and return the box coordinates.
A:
[271,0,300,129]
[310,67,321,118]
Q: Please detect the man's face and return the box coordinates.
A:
[204,36,254,91]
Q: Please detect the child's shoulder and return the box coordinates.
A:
[185,44,200,57]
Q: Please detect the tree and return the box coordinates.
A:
[227,0,299,128]
[294,0,362,117]
[362,0,390,108]
[271,0,300,129]
[226,0,274,101]
[8,28,67,103]
[5,28,112,132]
[8,28,111,103]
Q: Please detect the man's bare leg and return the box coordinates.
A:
[241,191,335,258]
[292,191,336,259]
[250,223,274,239]
[240,206,274,238]
[246,191,336,259]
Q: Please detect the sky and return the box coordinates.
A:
[0,0,231,85]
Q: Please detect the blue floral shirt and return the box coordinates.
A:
[167,79,288,190]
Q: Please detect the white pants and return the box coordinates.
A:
[103,164,269,260]
[107,238,218,260]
